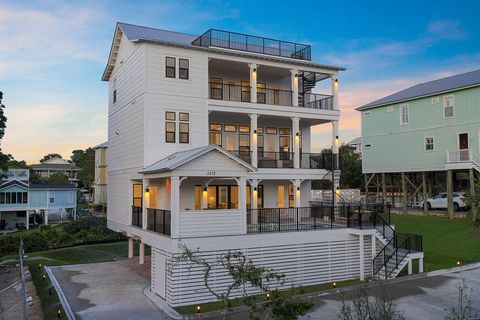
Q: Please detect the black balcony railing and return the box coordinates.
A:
[209,83,293,106]
[247,203,380,233]
[193,29,311,61]
[131,206,142,228]
[300,153,337,170]
[227,150,252,163]
[258,151,294,168]
[147,208,171,236]
[302,94,334,110]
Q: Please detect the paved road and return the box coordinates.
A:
[50,257,166,320]
[302,265,480,320]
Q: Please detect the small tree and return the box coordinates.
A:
[445,279,479,320]
[464,181,480,226]
[171,243,313,320]
[338,286,405,320]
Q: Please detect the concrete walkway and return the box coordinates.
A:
[301,264,480,320]
[50,257,167,320]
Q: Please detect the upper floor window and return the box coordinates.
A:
[165,122,176,143]
[165,57,176,78]
[49,192,55,204]
[0,192,28,204]
[443,95,454,118]
[179,112,190,144]
[425,137,434,151]
[68,191,74,203]
[113,78,117,104]
[179,59,189,79]
[399,104,409,125]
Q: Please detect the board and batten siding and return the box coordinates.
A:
[362,86,480,173]
[151,230,373,306]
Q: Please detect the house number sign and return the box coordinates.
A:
[206,171,216,176]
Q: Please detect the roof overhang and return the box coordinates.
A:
[102,24,123,81]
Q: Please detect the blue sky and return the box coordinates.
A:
[1,0,479,163]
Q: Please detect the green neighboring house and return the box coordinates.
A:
[356,69,480,213]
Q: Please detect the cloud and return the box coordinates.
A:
[427,20,466,41]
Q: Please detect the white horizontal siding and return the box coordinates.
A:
[178,210,244,237]
[150,231,374,307]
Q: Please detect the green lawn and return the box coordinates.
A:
[391,214,480,271]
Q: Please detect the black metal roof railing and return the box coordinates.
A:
[192,29,311,61]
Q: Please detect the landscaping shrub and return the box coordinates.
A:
[0,216,125,256]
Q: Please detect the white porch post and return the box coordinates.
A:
[332,120,340,203]
[139,241,145,265]
[250,114,258,167]
[359,234,365,281]
[128,238,134,259]
[292,117,300,168]
[419,258,424,273]
[44,210,48,225]
[170,176,180,238]
[201,184,208,209]
[408,259,413,275]
[290,69,299,107]
[73,208,77,221]
[26,211,30,230]
[293,179,302,207]
[251,179,258,224]
[249,64,257,103]
[239,177,247,233]
[142,178,149,230]
[331,74,339,110]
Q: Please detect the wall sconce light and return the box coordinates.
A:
[196,305,201,313]
[294,73,298,78]
[297,187,300,191]
[254,187,257,191]
[253,129,257,134]
[266,292,270,301]
[252,67,257,73]
[333,282,336,288]
[203,187,207,192]
[335,78,338,83]
[145,187,150,193]
[296,132,299,137]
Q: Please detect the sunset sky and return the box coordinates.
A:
[1,0,479,164]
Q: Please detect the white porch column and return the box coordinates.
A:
[142,178,149,230]
[331,74,339,110]
[170,176,180,238]
[332,121,340,203]
[249,64,257,103]
[44,210,48,225]
[139,241,145,265]
[73,208,77,221]
[419,258,424,273]
[359,234,365,281]
[250,114,258,167]
[293,179,302,207]
[251,179,258,225]
[408,259,413,275]
[26,211,30,230]
[290,69,299,107]
[292,117,300,168]
[201,185,208,209]
[239,177,247,233]
[128,238,134,259]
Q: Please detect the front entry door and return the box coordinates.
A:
[277,186,285,208]
[459,133,469,161]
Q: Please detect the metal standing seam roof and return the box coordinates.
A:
[140,145,256,174]
[31,163,81,170]
[102,22,345,81]
[357,69,480,111]
[93,141,108,149]
[29,184,77,189]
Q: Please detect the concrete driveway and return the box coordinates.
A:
[50,257,166,320]
[302,264,480,320]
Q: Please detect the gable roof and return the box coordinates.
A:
[140,145,256,174]
[348,137,362,145]
[31,163,80,171]
[357,69,480,111]
[102,22,345,81]
[93,141,108,149]
[0,180,29,190]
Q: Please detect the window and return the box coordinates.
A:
[179,112,189,121]
[386,106,393,112]
[194,185,202,210]
[166,122,176,143]
[256,127,264,134]
[279,128,290,135]
[239,134,250,153]
[266,127,277,134]
[224,124,237,132]
[425,137,434,151]
[239,125,250,133]
[241,81,250,102]
[206,185,239,209]
[443,95,454,118]
[210,77,223,99]
[257,82,266,104]
[399,104,409,125]
[179,123,189,143]
[113,78,117,103]
[49,192,55,204]
[11,192,16,204]
[257,134,264,156]
[179,58,189,79]
[0,193,4,204]
[165,111,176,121]
[23,192,28,203]
[165,57,176,78]
[210,123,222,131]
[210,132,222,145]
[68,191,74,203]
[132,184,143,207]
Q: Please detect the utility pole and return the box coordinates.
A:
[19,238,28,320]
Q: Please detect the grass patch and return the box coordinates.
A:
[391,214,480,271]
[175,279,363,315]
[4,241,149,319]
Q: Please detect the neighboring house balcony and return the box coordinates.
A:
[207,58,340,120]
[446,149,480,171]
